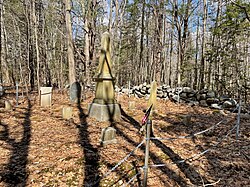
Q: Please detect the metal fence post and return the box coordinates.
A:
[143,119,151,187]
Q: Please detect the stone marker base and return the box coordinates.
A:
[101,139,117,146]
[88,103,121,122]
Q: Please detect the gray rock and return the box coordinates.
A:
[240,113,250,120]
[206,90,216,98]
[133,86,140,91]
[122,88,130,94]
[188,101,199,107]
[188,93,196,97]
[140,90,146,95]
[167,88,173,93]
[182,87,194,93]
[175,87,183,94]
[206,98,219,105]
[141,86,147,91]
[222,101,233,108]
[162,85,170,90]
[172,95,180,102]
[219,95,230,102]
[200,100,208,107]
[157,93,164,98]
[197,93,206,101]
[211,103,222,110]
[180,92,187,98]
[157,90,163,94]
[135,90,144,98]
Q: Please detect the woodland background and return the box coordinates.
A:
[0,0,249,100]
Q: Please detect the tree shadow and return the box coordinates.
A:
[76,101,100,187]
[0,99,32,186]
[113,121,188,187]
[118,108,189,186]
[151,138,209,186]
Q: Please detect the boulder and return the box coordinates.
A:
[172,95,180,102]
[175,87,183,94]
[222,101,233,108]
[206,98,219,105]
[219,95,230,102]
[188,101,199,107]
[135,90,144,98]
[180,92,188,99]
[200,100,208,107]
[197,93,206,101]
[121,88,130,95]
[182,87,194,93]
[206,90,216,98]
[211,103,222,110]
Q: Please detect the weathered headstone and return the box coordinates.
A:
[40,87,52,107]
[70,82,81,103]
[100,127,117,146]
[148,81,157,112]
[5,100,12,110]
[128,100,136,110]
[62,107,73,119]
[88,32,121,121]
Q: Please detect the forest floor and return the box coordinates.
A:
[0,90,249,187]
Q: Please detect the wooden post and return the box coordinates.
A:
[143,119,151,187]
[236,99,241,140]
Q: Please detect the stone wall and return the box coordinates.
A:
[116,83,249,114]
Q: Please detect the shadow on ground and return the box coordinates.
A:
[0,99,32,186]
[118,107,209,186]
[76,102,100,187]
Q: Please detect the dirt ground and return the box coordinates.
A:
[0,90,249,187]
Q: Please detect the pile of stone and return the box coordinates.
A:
[116,83,249,113]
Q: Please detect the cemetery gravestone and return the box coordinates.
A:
[88,32,121,121]
[5,100,12,110]
[62,107,73,119]
[70,82,81,103]
[100,127,117,146]
[148,81,157,113]
[40,87,52,107]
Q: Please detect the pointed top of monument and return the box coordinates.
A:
[101,32,111,52]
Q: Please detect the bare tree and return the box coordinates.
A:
[65,0,76,84]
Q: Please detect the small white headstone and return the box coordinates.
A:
[5,100,12,110]
[62,107,73,119]
[40,87,52,107]
[100,127,117,146]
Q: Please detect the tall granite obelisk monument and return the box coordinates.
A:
[88,32,121,121]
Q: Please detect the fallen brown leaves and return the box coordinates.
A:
[0,91,249,187]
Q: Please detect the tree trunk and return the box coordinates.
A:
[200,0,207,89]
[65,0,76,85]
[32,0,40,91]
